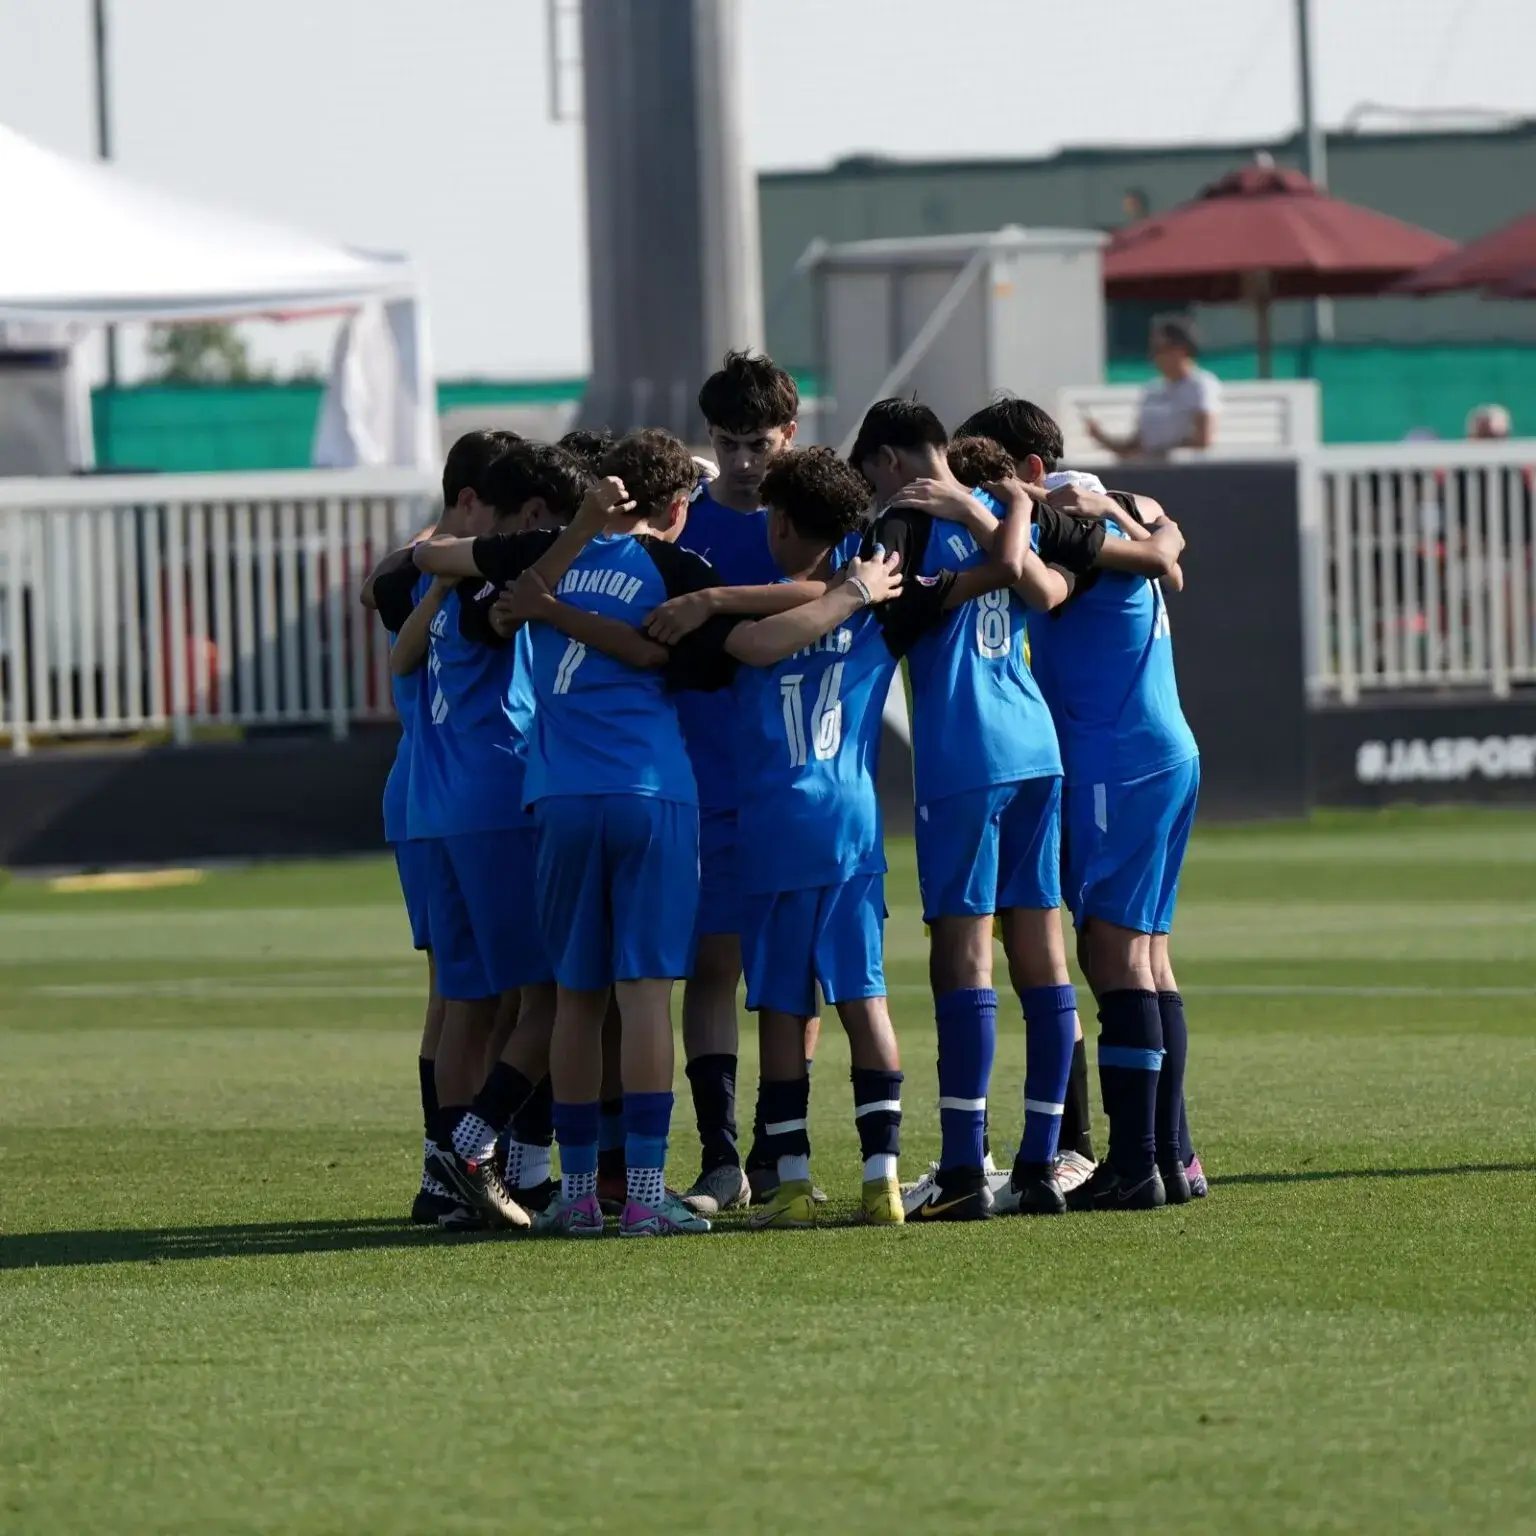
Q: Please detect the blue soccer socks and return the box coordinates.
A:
[1096,990,1165,1180]
[1019,984,1076,1166]
[935,988,997,1172]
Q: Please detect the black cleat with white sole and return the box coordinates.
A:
[1007,1160,1068,1216]
[1066,1161,1166,1212]
[427,1143,532,1231]
[903,1165,994,1223]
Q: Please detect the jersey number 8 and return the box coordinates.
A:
[780,663,845,767]
[976,590,1012,659]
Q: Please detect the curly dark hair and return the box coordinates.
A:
[760,447,871,545]
[557,428,614,473]
[946,435,1016,489]
[697,349,799,434]
[954,396,1063,473]
[478,440,593,524]
[599,429,699,519]
[848,398,947,479]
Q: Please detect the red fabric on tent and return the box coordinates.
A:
[1394,210,1536,297]
[1103,164,1455,303]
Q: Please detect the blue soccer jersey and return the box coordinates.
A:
[382,661,416,844]
[732,606,899,896]
[871,492,1091,804]
[472,529,730,806]
[373,566,459,842]
[675,484,782,814]
[1026,502,1198,787]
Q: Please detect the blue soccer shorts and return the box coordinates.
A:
[740,873,887,1019]
[1063,758,1200,936]
[914,775,1063,922]
[426,829,551,1000]
[533,794,700,990]
[393,840,433,952]
[695,808,742,941]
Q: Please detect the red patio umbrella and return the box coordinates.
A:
[1103,159,1455,375]
[1392,209,1536,298]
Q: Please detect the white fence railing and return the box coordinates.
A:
[0,469,436,754]
[1303,439,1536,703]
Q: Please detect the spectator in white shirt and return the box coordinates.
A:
[1086,316,1222,460]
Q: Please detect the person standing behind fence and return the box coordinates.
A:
[1085,316,1222,461]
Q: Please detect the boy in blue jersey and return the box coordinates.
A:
[855,399,1113,1222]
[363,428,516,1227]
[639,352,832,1217]
[416,430,733,1238]
[377,439,603,1230]
[951,398,1199,1209]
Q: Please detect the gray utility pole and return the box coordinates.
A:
[1295,0,1333,344]
[578,0,763,440]
[92,0,120,392]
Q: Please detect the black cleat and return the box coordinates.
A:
[1158,1157,1193,1206]
[437,1202,485,1232]
[1008,1160,1068,1216]
[511,1177,558,1215]
[1066,1161,1167,1213]
[427,1143,532,1231]
[411,1187,462,1226]
[903,1164,994,1222]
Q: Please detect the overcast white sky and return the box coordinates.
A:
[2,0,1532,379]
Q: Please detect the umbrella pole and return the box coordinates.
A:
[1255,294,1273,378]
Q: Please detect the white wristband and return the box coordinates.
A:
[847,575,874,607]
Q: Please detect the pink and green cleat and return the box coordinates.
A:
[531,1191,605,1238]
[619,1190,712,1237]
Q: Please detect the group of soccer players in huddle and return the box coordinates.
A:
[363,350,1205,1237]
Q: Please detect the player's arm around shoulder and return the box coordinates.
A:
[389,576,453,674]
[1093,499,1185,581]
[493,569,669,670]
[942,477,1061,612]
[645,579,829,647]
[724,550,902,668]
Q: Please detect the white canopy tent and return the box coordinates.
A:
[0,122,435,472]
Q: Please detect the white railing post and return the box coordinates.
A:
[4,508,29,757]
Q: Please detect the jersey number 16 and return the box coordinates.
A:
[780,663,844,767]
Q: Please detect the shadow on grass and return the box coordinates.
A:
[0,1212,874,1270]
[0,1217,453,1270]
[1212,1161,1536,1188]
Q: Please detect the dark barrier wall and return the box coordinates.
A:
[0,724,916,870]
[1104,460,1309,819]
[1311,697,1536,807]
[0,730,400,869]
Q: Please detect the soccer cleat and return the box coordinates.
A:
[680,1162,751,1218]
[436,1202,484,1232]
[619,1191,712,1237]
[1003,1160,1068,1217]
[859,1177,905,1225]
[426,1143,532,1231]
[1159,1157,1193,1206]
[902,1165,993,1222]
[1185,1153,1209,1199]
[531,1191,606,1238]
[1055,1149,1097,1196]
[511,1177,558,1215]
[597,1168,627,1217]
[411,1174,459,1226]
[746,1178,818,1229]
[1066,1162,1167,1213]
[748,1167,827,1206]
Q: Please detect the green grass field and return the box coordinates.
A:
[2,809,1535,1534]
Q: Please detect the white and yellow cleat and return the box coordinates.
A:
[746,1177,818,1229]
[859,1176,905,1225]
